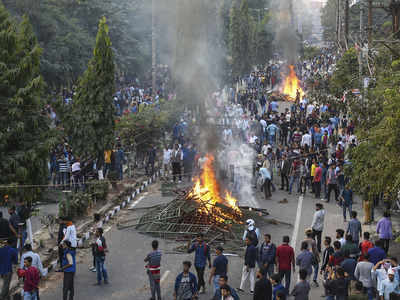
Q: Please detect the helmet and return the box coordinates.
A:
[246,219,255,230]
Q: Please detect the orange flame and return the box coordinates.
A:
[188,154,242,222]
[282,65,304,100]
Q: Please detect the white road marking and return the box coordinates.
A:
[103,226,112,233]
[160,270,170,284]
[291,195,304,251]
[129,195,146,209]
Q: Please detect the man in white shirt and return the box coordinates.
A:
[163,146,172,175]
[60,218,77,249]
[306,103,315,116]
[311,203,325,252]
[301,132,312,149]
[20,244,47,276]
[379,268,399,300]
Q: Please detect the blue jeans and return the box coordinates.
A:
[343,204,352,220]
[24,291,37,300]
[313,263,319,281]
[213,275,220,292]
[366,287,374,300]
[95,256,108,283]
[289,176,299,194]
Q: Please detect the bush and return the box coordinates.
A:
[58,181,109,218]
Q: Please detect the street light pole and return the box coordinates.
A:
[152,0,157,97]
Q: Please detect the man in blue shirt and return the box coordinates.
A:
[174,261,198,300]
[0,239,18,300]
[340,185,353,222]
[188,233,211,294]
[368,239,387,265]
[209,246,228,292]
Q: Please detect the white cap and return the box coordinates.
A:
[388,268,395,275]
[246,219,255,230]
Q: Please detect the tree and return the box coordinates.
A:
[329,48,358,97]
[229,0,252,80]
[238,0,252,75]
[66,17,115,162]
[229,3,241,80]
[0,5,52,203]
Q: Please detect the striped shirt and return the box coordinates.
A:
[145,250,161,282]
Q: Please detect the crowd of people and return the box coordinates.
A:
[1,47,399,300]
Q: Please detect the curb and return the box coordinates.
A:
[77,170,161,247]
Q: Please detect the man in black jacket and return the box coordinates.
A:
[323,267,349,300]
[254,268,272,300]
[279,155,291,191]
[239,237,257,294]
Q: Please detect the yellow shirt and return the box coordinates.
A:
[104,150,112,164]
[311,164,316,177]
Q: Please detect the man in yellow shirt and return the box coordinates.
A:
[104,150,112,178]
[310,159,317,193]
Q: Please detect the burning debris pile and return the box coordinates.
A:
[280,65,304,101]
[133,155,245,240]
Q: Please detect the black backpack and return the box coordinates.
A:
[246,229,258,246]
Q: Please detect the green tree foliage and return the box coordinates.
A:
[329,48,358,97]
[3,0,151,88]
[0,5,52,202]
[229,3,242,79]
[66,17,115,161]
[350,58,400,197]
[117,99,182,155]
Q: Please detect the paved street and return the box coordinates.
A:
[38,181,365,300]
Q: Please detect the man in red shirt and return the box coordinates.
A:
[22,256,40,300]
[275,235,295,293]
[359,232,374,261]
[313,163,323,199]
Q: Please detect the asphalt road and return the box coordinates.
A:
[37,182,363,300]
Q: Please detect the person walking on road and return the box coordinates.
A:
[340,185,353,222]
[303,229,320,287]
[60,241,76,300]
[254,267,272,300]
[259,234,276,277]
[93,228,109,285]
[296,242,314,281]
[145,240,162,300]
[0,239,18,300]
[275,236,295,293]
[174,261,198,300]
[187,233,211,294]
[239,236,257,294]
[376,211,393,254]
[346,211,362,246]
[326,163,339,203]
[290,268,310,300]
[22,256,40,300]
[311,203,325,253]
[209,246,228,293]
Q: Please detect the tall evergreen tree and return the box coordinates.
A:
[229,3,241,80]
[67,17,115,162]
[0,4,50,203]
[238,0,251,75]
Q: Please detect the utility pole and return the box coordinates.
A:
[344,0,349,48]
[152,0,157,97]
[368,0,372,46]
[360,2,363,42]
[337,0,341,46]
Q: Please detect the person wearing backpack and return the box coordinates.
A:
[93,228,109,285]
[242,219,260,247]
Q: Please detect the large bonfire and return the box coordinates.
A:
[133,154,243,239]
[281,65,304,100]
